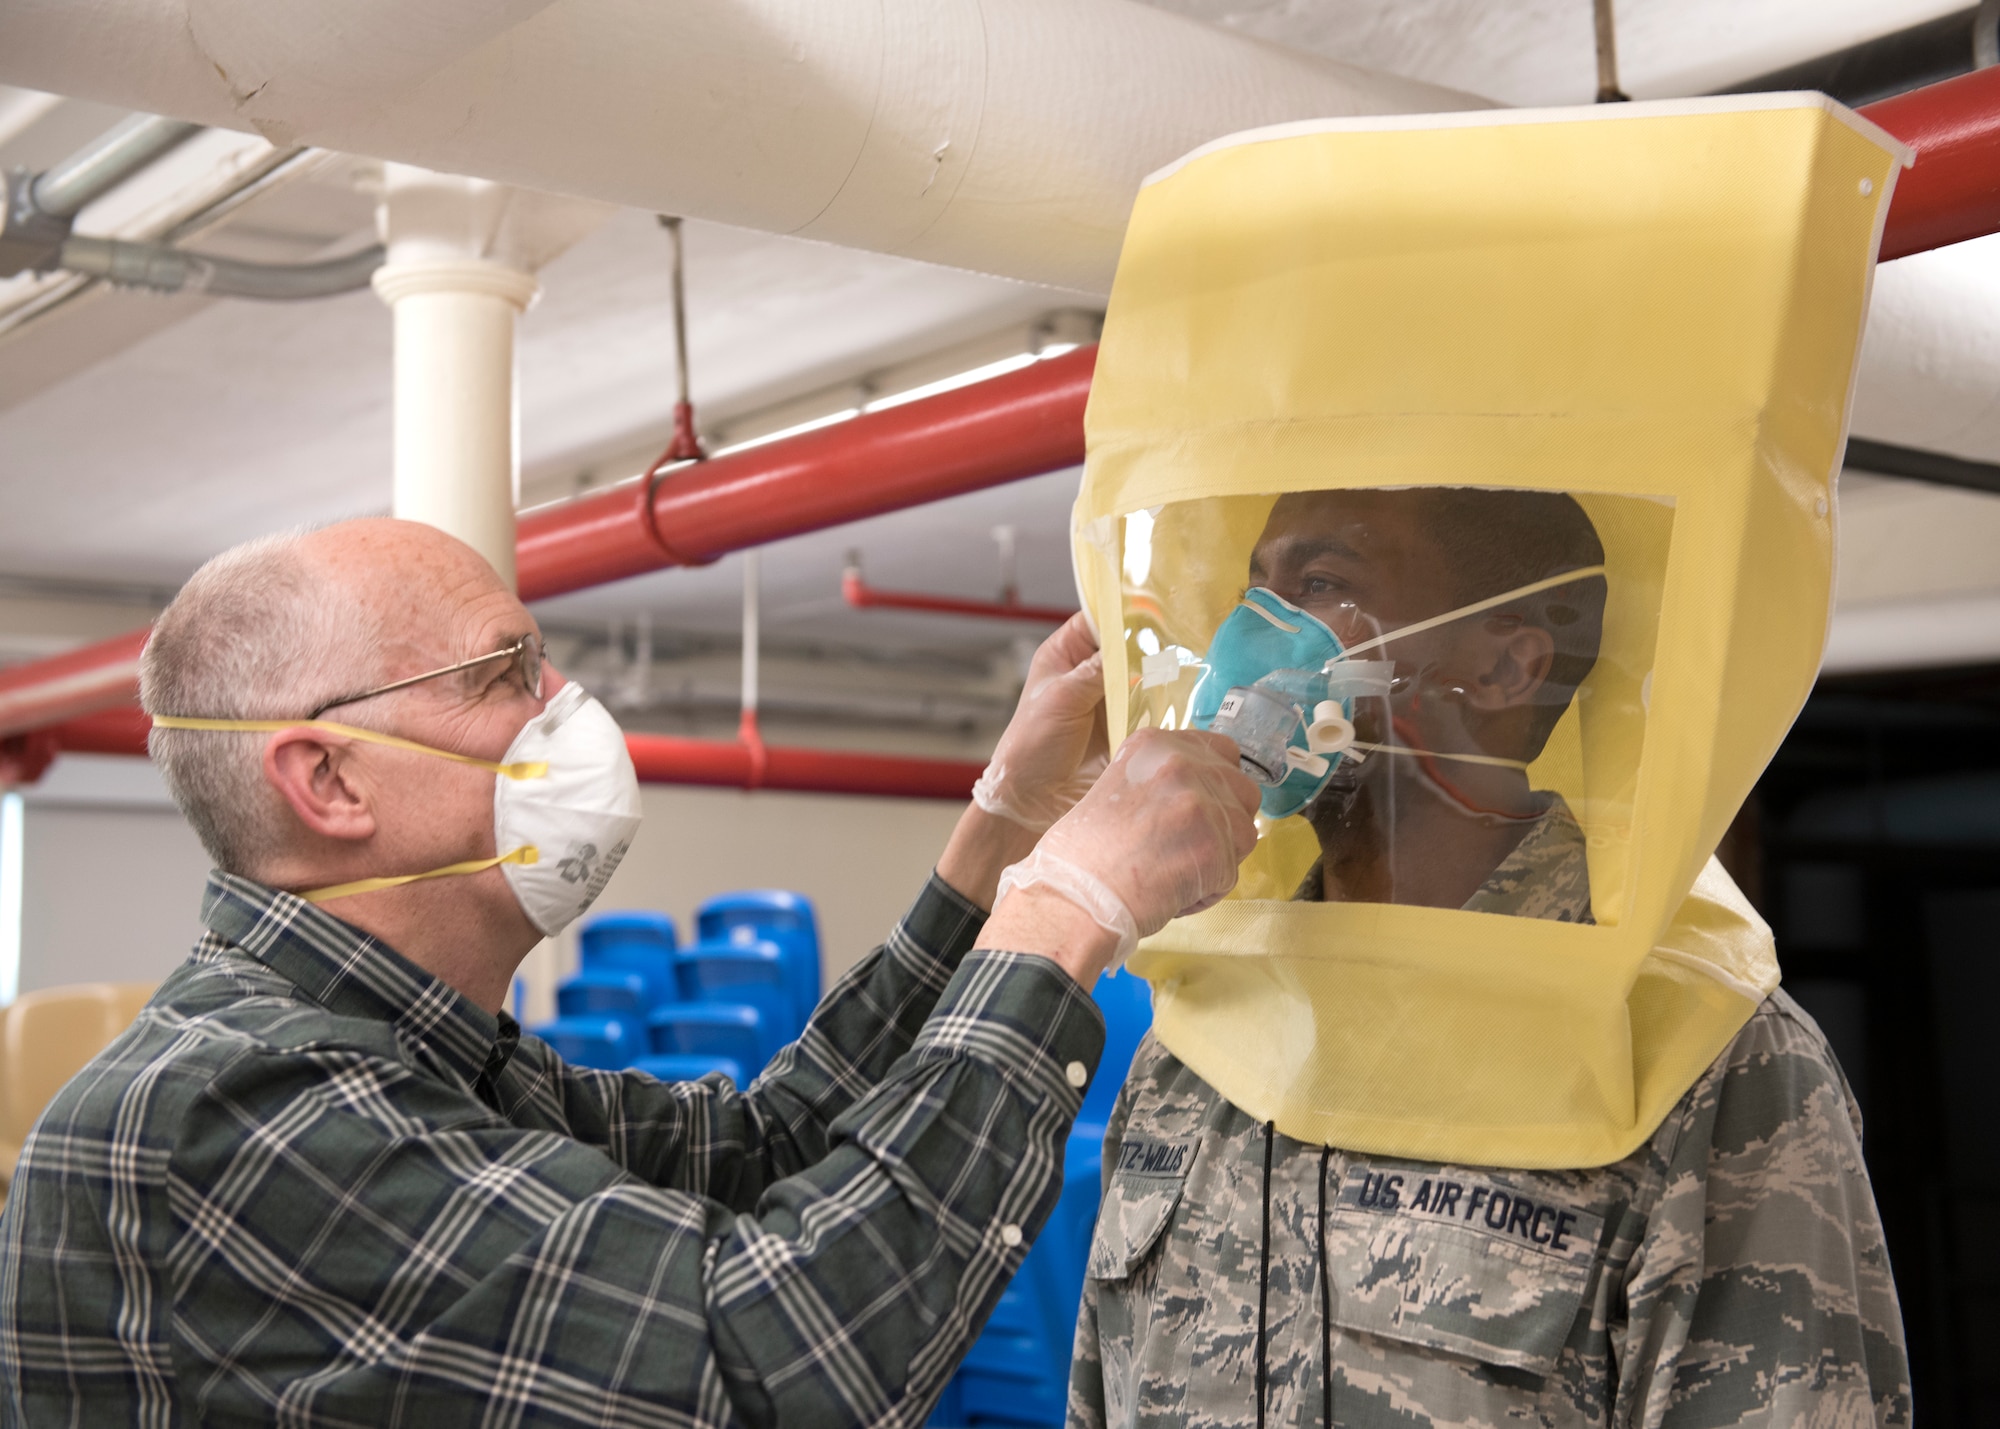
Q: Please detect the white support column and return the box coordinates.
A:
[373,167,539,588]
[372,261,537,588]
[371,164,606,591]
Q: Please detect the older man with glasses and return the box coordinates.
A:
[0,517,1259,1427]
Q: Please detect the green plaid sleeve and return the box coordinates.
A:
[167,945,1105,1427]
[517,873,997,1210]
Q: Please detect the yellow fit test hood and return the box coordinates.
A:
[1072,96,1909,1169]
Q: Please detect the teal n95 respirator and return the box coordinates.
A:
[1188,588,1389,820]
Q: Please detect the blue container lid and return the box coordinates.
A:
[648,1003,761,1032]
[580,910,679,951]
[529,1014,635,1071]
[697,891,818,942]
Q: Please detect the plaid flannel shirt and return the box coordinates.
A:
[0,869,1105,1427]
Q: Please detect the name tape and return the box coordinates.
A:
[1336,1163,1603,1265]
[1112,1136,1198,1181]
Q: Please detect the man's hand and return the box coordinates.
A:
[980,729,1261,986]
[937,614,1107,908]
[972,613,1108,832]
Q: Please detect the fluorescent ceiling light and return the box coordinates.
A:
[866,352,1041,413]
[710,406,862,458]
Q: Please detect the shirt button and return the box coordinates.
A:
[1001,1223,1024,1248]
[1065,1061,1088,1089]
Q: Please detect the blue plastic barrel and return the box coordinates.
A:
[676,937,797,1057]
[530,1014,637,1072]
[647,1003,767,1075]
[695,891,821,1029]
[578,911,680,1009]
[555,968,650,1045]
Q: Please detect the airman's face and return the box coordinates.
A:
[1249,490,1458,641]
[1246,490,1558,804]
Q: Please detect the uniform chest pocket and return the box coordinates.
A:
[1324,1165,1607,1376]
[1087,1136,1197,1281]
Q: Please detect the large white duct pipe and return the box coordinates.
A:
[0,0,1482,293]
[11,0,2000,478]
[1851,231,2000,460]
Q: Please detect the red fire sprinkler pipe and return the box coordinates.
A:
[1868,66,2000,261]
[0,628,149,738]
[514,345,1096,601]
[24,709,981,801]
[2,67,2000,786]
[626,734,980,800]
[841,561,1080,624]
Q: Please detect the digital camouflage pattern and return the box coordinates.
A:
[1073,801,1909,1429]
[1291,798,1596,923]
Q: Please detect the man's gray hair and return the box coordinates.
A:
[141,531,380,875]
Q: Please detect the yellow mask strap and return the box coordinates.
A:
[150,716,549,780]
[1337,564,1610,661]
[301,845,539,905]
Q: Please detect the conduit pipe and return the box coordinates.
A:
[27,114,203,219]
[56,235,385,299]
[2,116,373,299]
[1,113,205,278]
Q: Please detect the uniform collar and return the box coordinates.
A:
[200,870,519,1093]
[1288,797,1592,921]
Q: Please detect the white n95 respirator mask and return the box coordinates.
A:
[492,681,643,936]
[155,680,644,937]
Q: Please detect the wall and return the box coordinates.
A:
[15,755,213,995]
[518,782,969,1024]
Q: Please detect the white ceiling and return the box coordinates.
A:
[0,0,1994,690]
[1151,0,1964,105]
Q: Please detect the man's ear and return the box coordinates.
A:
[1464,621,1556,712]
[263,730,378,842]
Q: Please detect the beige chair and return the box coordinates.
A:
[0,983,155,1190]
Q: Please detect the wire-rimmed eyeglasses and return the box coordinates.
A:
[309,636,545,719]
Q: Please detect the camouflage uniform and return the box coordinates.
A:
[1070,805,1909,1429]
[1290,798,1596,923]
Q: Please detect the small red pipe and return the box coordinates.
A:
[1863,67,2000,261]
[47,706,151,754]
[23,707,976,801]
[625,733,981,800]
[841,567,1079,624]
[0,629,149,738]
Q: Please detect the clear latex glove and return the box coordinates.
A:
[972,613,1110,832]
[995,729,1259,973]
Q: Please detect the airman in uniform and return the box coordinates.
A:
[1067,489,1910,1429]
